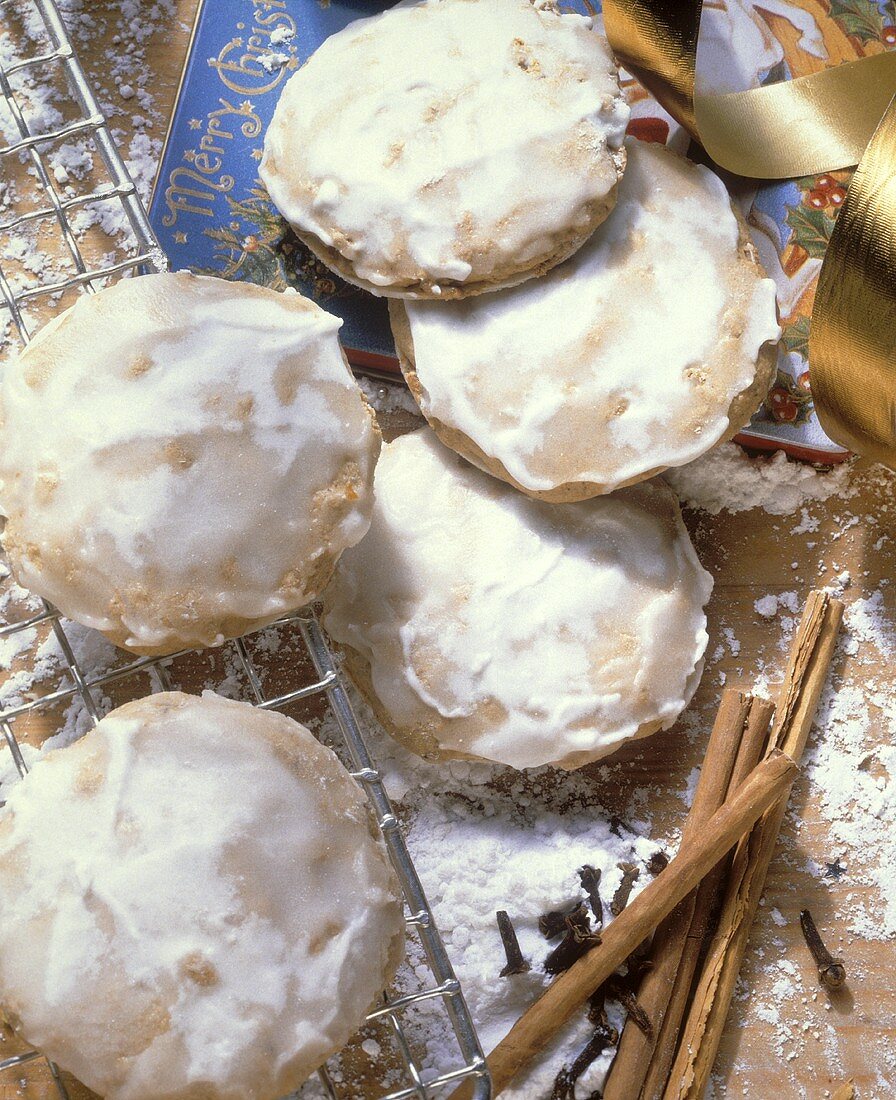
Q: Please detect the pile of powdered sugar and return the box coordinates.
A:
[666,442,857,516]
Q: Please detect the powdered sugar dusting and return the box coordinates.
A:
[312,682,665,1093]
[0,0,174,342]
[1,1,894,1092]
[807,593,896,938]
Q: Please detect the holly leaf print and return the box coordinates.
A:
[786,202,835,258]
[828,0,886,42]
[783,315,812,359]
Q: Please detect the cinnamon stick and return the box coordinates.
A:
[602,691,763,1100]
[637,695,775,1100]
[446,750,799,1100]
[663,590,843,1100]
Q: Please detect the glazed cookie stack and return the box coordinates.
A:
[0,0,783,1095]
[260,0,780,768]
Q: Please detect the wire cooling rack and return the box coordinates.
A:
[0,1,490,1097]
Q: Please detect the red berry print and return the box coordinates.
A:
[769,386,798,423]
[625,116,670,145]
[806,189,828,210]
[883,25,896,46]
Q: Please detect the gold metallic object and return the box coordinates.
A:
[602,0,896,177]
[602,0,896,467]
[810,96,896,467]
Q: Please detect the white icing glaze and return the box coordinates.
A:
[261,0,628,293]
[401,139,781,492]
[0,272,380,654]
[323,430,713,770]
[0,692,404,1100]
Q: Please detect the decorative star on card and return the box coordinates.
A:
[239,100,255,113]
[183,149,196,163]
[188,118,202,131]
[173,231,188,245]
[251,148,264,161]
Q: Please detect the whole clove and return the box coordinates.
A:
[647,850,670,875]
[624,935,653,977]
[610,862,640,916]
[541,903,602,975]
[543,931,599,974]
[496,910,530,977]
[539,907,572,940]
[549,1019,619,1100]
[538,902,592,941]
[564,903,596,943]
[799,908,846,990]
[586,986,606,1026]
[604,975,653,1039]
[578,864,604,928]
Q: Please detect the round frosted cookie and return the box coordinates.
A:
[390,139,781,499]
[0,272,380,655]
[322,430,713,771]
[260,0,628,299]
[0,691,405,1100]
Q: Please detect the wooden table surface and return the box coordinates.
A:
[2,3,895,1098]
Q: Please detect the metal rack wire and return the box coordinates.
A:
[0,1,490,1097]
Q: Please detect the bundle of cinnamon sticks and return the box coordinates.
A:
[450,588,843,1100]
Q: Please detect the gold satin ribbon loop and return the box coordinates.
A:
[697,54,896,180]
[602,0,896,469]
[603,0,896,178]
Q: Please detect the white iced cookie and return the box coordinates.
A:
[260,0,628,299]
[0,691,405,1100]
[0,272,380,655]
[323,430,713,771]
[390,139,781,499]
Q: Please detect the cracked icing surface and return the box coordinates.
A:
[0,691,405,1100]
[0,271,380,655]
[322,429,712,770]
[260,0,628,297]
[393,139,780,498]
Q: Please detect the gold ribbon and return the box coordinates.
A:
[811,97,896,466]
[602,0,896,468]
